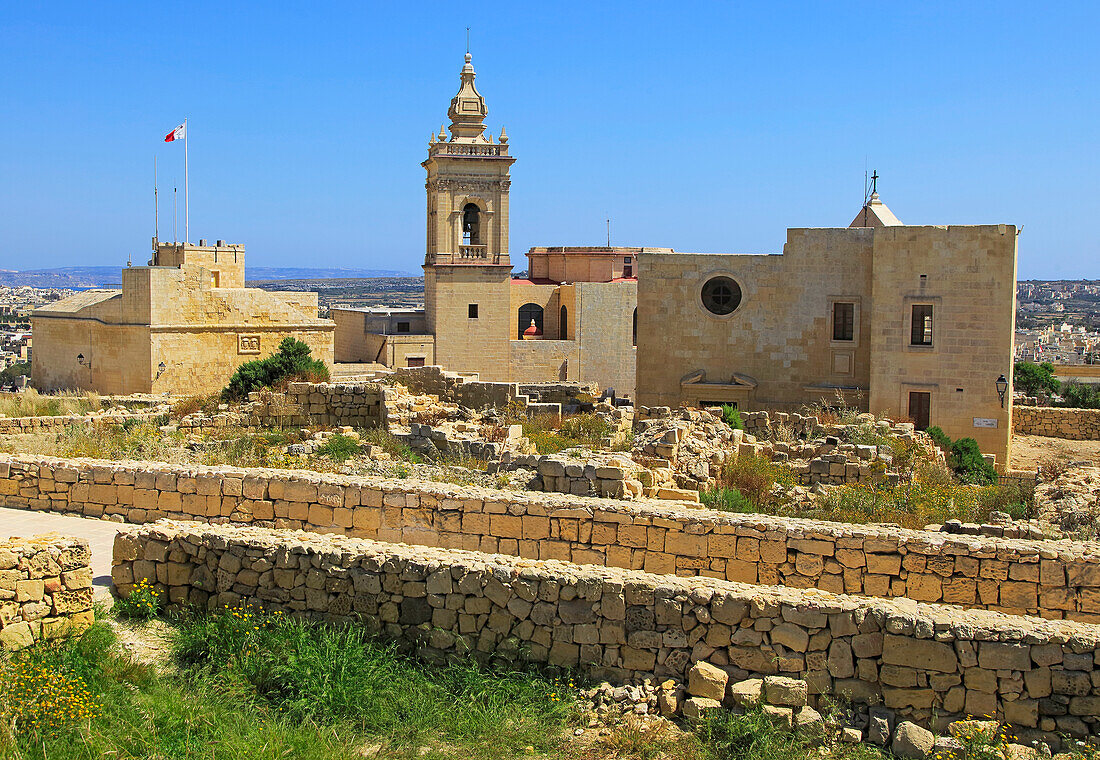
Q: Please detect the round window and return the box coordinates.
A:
[701,276,742,315]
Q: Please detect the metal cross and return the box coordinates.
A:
[870,170,879,194]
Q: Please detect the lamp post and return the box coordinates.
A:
[76,353,92,370]
[156,361,167,380]
[996,374,1009,408]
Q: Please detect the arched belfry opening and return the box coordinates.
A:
[462,203,481,245]
[518,303,544,339]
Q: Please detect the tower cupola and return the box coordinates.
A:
[447,53,489,142]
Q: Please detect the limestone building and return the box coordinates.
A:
[32,240,334,395]
[333,54,641,396]
[636,194,1018,467]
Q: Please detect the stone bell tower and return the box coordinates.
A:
[423,53,515,380]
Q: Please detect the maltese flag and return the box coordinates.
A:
[164,123,186,142]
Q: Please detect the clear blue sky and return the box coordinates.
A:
[1,2,1097,279]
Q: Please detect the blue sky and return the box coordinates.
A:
[1,2,1096,278]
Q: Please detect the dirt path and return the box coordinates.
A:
[1011,434,1100,471]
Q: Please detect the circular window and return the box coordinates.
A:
[701,276,742,315]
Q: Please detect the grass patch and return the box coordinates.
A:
[0,388,100,418]
[53,420,185,462]
[174,606,573,758]
[0,621,349,760]
[522,413,612,454]
[362,428,423,463]
[699,486,757,513]
[805,478,1030,529]
[315,432,362,462]
[694,708,886,760]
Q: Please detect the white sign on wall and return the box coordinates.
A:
[973,417,999,428]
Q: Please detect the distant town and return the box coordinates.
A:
[2,277,1097,382]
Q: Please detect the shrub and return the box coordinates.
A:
[113,577,162,621]
[314,433,361,462]
[1057,380,1100,409]
[924,425,952,451]
[715,454,794,509]
[361,428,422,463]
[171,394,220,419]
[223,337,329,402]
[1013,361,1059,397]
[0,361,30,384]
[522,412,610,454]
[720,404,744,430]
[949,437,997,485]
[812,479,1026,529]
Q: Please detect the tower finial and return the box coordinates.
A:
[870,169,879,195]
[466,26,470,55]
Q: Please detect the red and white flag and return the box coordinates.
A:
[164,123,186,142]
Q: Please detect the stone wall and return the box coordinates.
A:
[0,534,94,649]
[0,409,165,435]
[113,521,1100,740]
[6,453,1100,622]
[1013,406,1100,440]
[247,382,388,429]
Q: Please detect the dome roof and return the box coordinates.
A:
[523,319,542,336]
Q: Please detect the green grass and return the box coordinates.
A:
[713,454,796,510]
[699,486,757,513]
[173,607,572,757]
[694,709,887,760]
[362,428,424,463]
[2,609,575,760]
[314,432,362,462]
[522,413,613,454]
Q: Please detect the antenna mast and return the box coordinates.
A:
[154,155,159,244]
[607,218,611,247]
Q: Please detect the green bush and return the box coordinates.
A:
[924,425,952,451]
[1058,380,1100,409]
[1013,361,1059,397]
[715,454,794,509]
[0,361,30,384]
[223,338,329,402]
[314,433,361,462]
[949,437,997,485]
[720,404,744,430]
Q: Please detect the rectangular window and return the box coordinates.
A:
[623,257,631,264]
[911,305,933,345]
[832,303,854,341]
[396,321,410,333]
[468,304,479,319]
[406,357,425,368]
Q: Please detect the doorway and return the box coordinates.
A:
[908,391,931,430]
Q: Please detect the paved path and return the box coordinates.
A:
[0,506,124,600]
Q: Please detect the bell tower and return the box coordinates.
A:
[422,53,515,380]
[423,52,515,267]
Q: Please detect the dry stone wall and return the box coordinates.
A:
[0,409,166,435]
[0,534,94,649]
[248,382,387,429]
[1013,406,1100,440]
[5,453,1100,622]
[113,521,1100,740]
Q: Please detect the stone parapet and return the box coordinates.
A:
[112,521,1100,740]
[5,453,1100,621]
[1013,406,1100,440]
[0,534,94,649]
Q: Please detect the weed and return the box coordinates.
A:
[720,404,744,430]
[114,577,163,621]
[361,428,423,463]
[171,393,221,419]
[699,486,757,513]
[714,454,795,509]
[315,433,361,462]
[0,388,100,418]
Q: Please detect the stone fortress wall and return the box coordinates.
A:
[5,453,1100,622]
[0,534,94,649]
[113,521,1100,740]
[1013,406,1100,440]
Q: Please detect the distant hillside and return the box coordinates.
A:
[0,265,415,288]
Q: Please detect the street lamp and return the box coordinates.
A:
[996,374,1009,408]
[156,361,167,380]
[76,353,92,369]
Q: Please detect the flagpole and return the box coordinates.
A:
[154,155,159,243]
[183,118,189,243]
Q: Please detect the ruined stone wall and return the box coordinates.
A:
[6,453,1100,622]
[247,382,387,429]
[1013,406,1100,440]
[0,410,165,435]
[0,534,94,649]
[113,521,1100,739]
